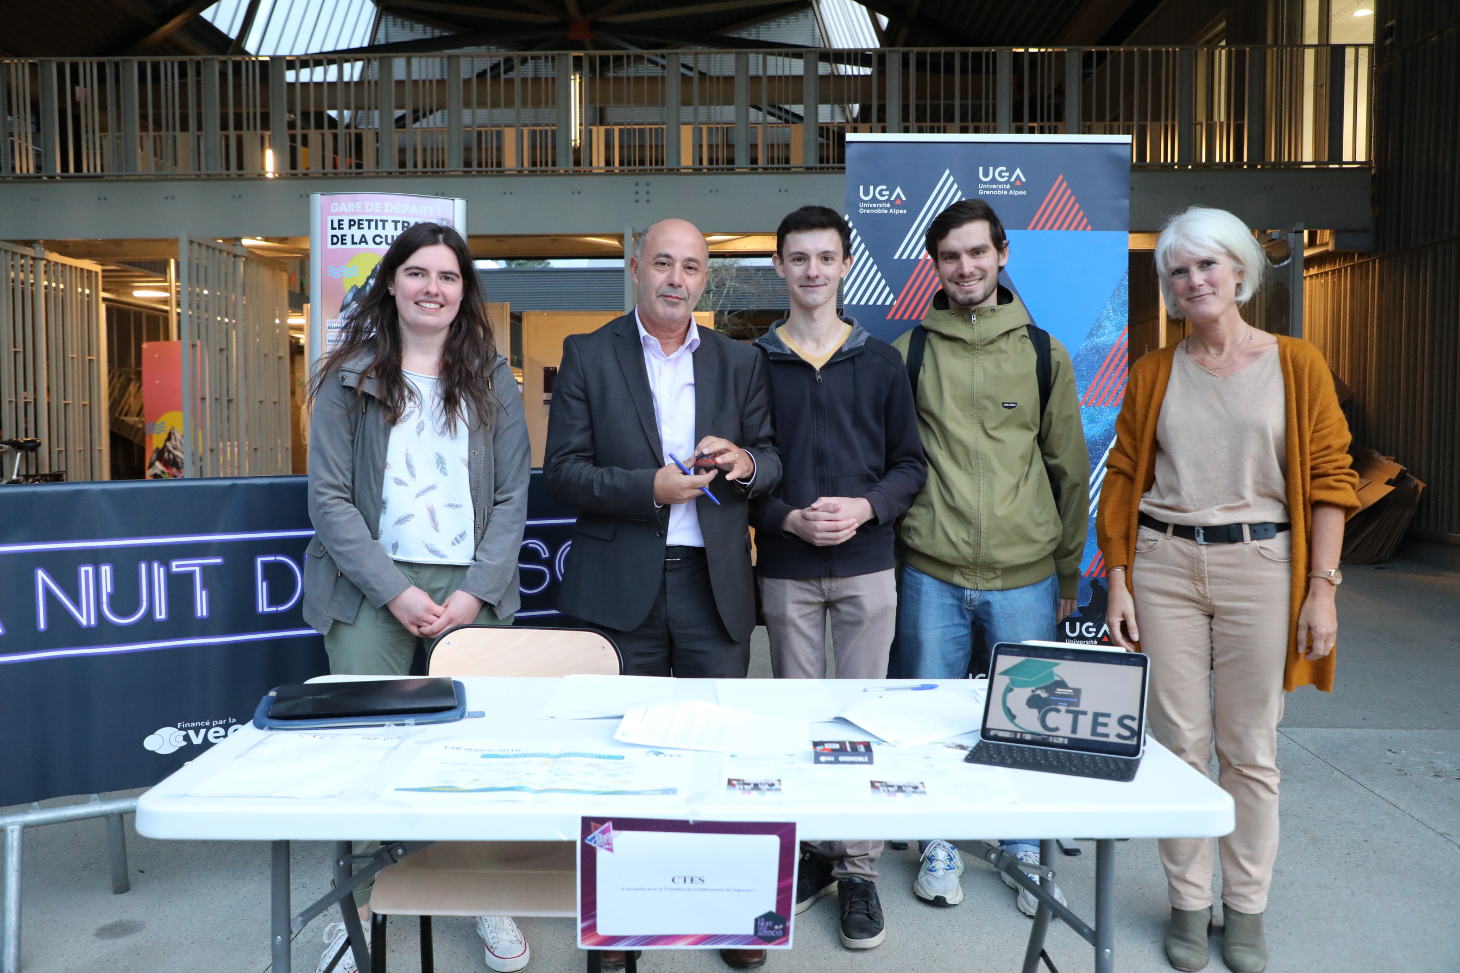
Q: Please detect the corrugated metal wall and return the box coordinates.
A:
[0,243,109,481]
[1306,240,1460,536]
[179,238,292,477]
[1304,4,1460,538]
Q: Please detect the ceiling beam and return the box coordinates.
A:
[386,0,560,22]
[124,0,219,53]
[1054,0,1139,44]
[227,0,264,54]
[853,0,979,47]
[602,0,799,22]
[323,27,564,55]
[610,24,808,48]
[588,0,642,16]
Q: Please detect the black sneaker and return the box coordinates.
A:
[795,848,838,914]
[838,877,886,949]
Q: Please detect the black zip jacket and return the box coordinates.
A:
[749,319,926,579]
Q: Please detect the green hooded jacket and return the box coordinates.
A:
[892,287,1089,599]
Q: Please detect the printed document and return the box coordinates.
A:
[188,732,405,799]
[837,683,986,748]
[540,674,677,719]
[615,699,808,752]
[390,740,691,801]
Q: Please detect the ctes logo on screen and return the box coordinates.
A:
[999,658,1137,741]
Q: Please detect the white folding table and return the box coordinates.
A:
[136,677,1233,973]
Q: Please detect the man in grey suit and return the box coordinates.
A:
[545,218,781,685]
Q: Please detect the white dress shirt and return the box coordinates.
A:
[636,309,706,547]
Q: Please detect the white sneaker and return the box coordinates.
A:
[1001,851,1070,918]
[476,915,530,972]
[913,840,964,906]
[316,922,359,973]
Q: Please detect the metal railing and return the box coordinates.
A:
[0,45,1371,179]
[2,795,138,973]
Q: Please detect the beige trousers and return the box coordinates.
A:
[1131,523,1292,914]
[761,569,895,880]
[759,569,897,679]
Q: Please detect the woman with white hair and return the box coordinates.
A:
[1097,207,1360,972]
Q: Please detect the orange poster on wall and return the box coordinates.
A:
[142,340,184,478]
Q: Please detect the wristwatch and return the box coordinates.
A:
[1309,568,1343,586]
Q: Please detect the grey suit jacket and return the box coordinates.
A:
[543,312,780,641]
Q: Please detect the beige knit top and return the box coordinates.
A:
[1138,342,1289,526]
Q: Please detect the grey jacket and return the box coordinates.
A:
[303,353,531,634]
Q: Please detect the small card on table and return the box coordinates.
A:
[813,740,874,764]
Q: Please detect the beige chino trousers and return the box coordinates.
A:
[760,569,896,880]
[1131,523,1292,914]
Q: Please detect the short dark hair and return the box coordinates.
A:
[776,205,852,259]
[925,199,1008,260]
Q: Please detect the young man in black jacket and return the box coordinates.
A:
[750,205,926,951]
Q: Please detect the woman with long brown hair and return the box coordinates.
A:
[302,220,532,973]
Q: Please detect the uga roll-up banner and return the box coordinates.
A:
[844,134,1131,644]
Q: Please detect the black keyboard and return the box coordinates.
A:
[964,740,1141,782]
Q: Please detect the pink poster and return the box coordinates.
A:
[309,192,465,366]
[142,340,183,478]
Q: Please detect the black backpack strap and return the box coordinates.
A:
[906,325,928,400]
[1026,323,1062,508]
[1027,323,1052,437]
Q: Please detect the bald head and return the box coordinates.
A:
[631,218,710,335]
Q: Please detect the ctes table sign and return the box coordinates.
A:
[577,817,796,950]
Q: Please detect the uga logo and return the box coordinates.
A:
[979,166,1026,185]
[859,185,907,203]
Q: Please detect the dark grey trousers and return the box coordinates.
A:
[588,547,750,678]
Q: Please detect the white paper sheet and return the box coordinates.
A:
[187,732,406,799]
[713,679,839,721]
[390,740,691,801]
[614,699,808,753]
[836,684,986,748]
[539,674,676,719]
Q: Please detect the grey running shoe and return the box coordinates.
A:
[912,840,964,906]
[1000,850,1070,917]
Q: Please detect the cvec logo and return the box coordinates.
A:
[858,185,907,203]
[143,719,243,755]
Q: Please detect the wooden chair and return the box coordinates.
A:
[366,626,626,973]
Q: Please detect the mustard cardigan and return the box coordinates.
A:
[1097,337,1362,692]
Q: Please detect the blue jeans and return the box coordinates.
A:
[900,566,1057,860]
[896,565,1058,678]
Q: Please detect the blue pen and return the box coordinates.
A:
[668,453,721,505]
[862,683,939,692]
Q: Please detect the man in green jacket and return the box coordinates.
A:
[893,198,1089,917]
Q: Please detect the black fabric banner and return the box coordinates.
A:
[0,472,577,806]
